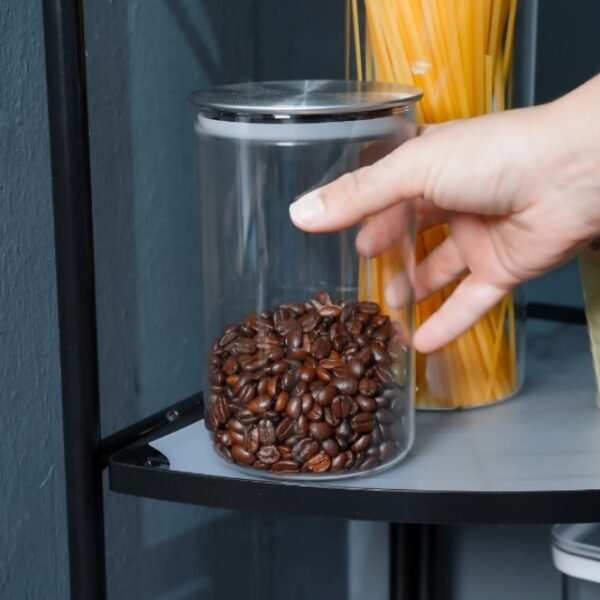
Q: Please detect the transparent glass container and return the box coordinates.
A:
[192,80,421,479]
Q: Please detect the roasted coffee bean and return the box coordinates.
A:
[371,314,389,328]
[275,390,289,412]
[255,334,281,349]
[205,411,220,432]
[316,366,333,383]
[351,413,376,433]
[295,415,309,437]
[299,366,316,383]
[340,302,354,323]
[347,357,365,379]
[238,383,257,404]
[264,410,280,422]
[284,435,300,448]
[271,460,300,473]
[215,443,233,462]
[358,377,378,397]
[287,348,307,362]
[310,337,331,361]
[276,416,294,440]
[366,445,380,459]
[309,421,333,441]
[280,301,306,315]
[358,301,380,314]
[259,309,274,321]
[253,461,269,470]
[246,427,260,454]
[358,457,379,471]
[266,346,286,362]
[336,436,349,451]
[344,450,356,469]
[370,424,382,444]
[373,323,393,342]
[317,384,338,406]
[222,357,239,375]
[347,319,363,336]
[307,451,331,473]
[332,395,354,419]
[243,356,270,372]
[276,318,299,336]
[257,445,281,464]
[306,403,323,421]
[248,395,272,414]
[257,377,269,395]
[301,392,313,414]
[267,375,280,398]
[321,438,340,457]
[316,290,333,304]
[351,434,370,452]
[356,394,377,413]
[286,396,302,419]
[271,360,288,375]
[231,445,255,465]
[277,445,293,460]
[227,418,246,434]
[376,408,395,424]
[212,396,230,425]
[215,431,232,447]
[374,395,390,408]
[285,328,303,349]
[292,381,308,397]
[258,419,276,445]
[210,370,225,385]
[318,304,341,319]
[281,371,295,390]
[348,430,360,444]
[378,423,393,441]
[220,330,239,347]
[292,438,319,463]
[304,355,317,369]
[330,453,347,472]
[253,319,274,334]
[324,407,341,427]
[319,357,345,370]
[310,380,324,397]
[335,419,351,439]
[332,376,358,395]
[299,312,321,332]
[375,365,395,386]
[302,333,312,353]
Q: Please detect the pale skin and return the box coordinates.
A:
[290,75,600,353]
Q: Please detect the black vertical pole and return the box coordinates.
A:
[41,1,107,599]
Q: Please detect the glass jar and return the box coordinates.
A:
[192,80,421,478]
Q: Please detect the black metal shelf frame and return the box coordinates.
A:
[41,1,590,599]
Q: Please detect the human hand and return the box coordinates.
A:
[289,76,600,352]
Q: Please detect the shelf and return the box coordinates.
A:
[109,322,600,524]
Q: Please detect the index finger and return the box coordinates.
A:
[289,129,433,232]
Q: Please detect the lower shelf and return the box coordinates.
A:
[108,322,600,524]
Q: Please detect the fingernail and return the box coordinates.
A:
[289,190,325,227]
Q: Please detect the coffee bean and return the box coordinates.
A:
[366,445,380,459]
[231,445,255,465]
[319,357,345,370]
[347,319,363,336]
[212,396,230,425]
[257,376,269,395]
[330,453,347,472]
[299,312,321,333]
[256,445,280,464]
[358,301,380,314]
[220,330,239,347]
[307,451,331,473]
[237,382,255,404]
[298,395,311,419]
[375,365,395,386]
[292,438,319,463]
[267,375,280,398]
[332,376,358,395]
[280,301,306,315]
[356,394,377,412]
[318,304,341,319]
[374,395,390,408]
[243,356,269,372]
[266,346,286,362]
[227,418,246,434]
[272,460,300,473]
[215,443,233,461]
[285,328,303,349]
[246,427,260,454]
[351,413,376,433]
[343,450,355,469]
[255,334,281,350]
[358,457,379,471]
[276,416,294,440]
[335,419,351,439]
[258,419,276,445]
[316,366,333,383]
[358,377,378,396]
[275,390,289,412]
[307,403,323,421]
[373,323,393,342]
[277,445,293,460]
[295,415,309,437]
[287,348,307,362]
[309,421,333,441]
[316,290,333,304]
[375,408,395,423]
[332,395,353,419]
[299,366,316,383]
[271,360,288,375]
[347,358,365,379]
[286,396,302,419]
[281,371,295,390]
[292,381,308,397]
[316,384,337,406]
[351,434,370,452]
[324,407,341,427]
[321,438,340,457]
[248,395,272,414]
[310,337,331,360]
[276,318,299,336]
[222,357,239,375]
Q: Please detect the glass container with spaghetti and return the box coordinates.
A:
[347,0,527,409]
[192,80,422,478]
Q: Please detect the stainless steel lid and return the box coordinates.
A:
[190,80,422,121]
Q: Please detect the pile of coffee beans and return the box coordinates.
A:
[206,291,408,475]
